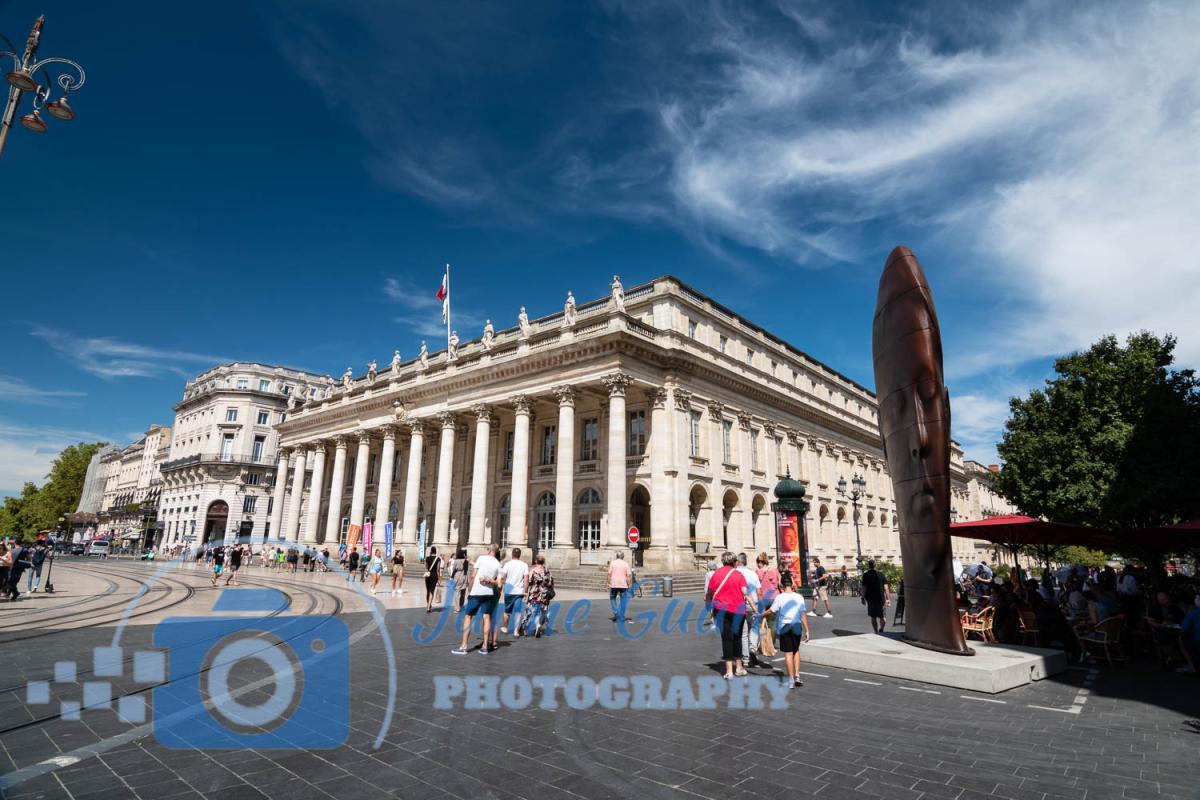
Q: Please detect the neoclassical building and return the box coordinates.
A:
[268,276,994,571]
[158,363,333,547]
[95,425,172,547]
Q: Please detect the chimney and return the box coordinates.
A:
[988,464,1000,473]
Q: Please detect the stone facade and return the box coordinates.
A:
[96,425,172,546]
[264,276,998,570]
[158,362,333,548]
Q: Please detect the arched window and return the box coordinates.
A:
[536,491,556,550]
[388,501,399,523]
[365,504,375,525]
[577,488,602,550]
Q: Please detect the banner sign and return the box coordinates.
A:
[363,521,372,551]
[417,520,427,561]
[347,523,361,550]
[774,511,807,590]
[384,521,394,559]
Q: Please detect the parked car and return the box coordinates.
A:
[70,544,86,555]
[87,540,110,557]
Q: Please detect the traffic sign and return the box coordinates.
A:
[627,526,640,545]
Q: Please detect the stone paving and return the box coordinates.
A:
[0,560,1196,800]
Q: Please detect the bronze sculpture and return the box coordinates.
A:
[872,246,973,655]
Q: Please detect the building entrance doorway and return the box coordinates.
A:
[202,500,229,545]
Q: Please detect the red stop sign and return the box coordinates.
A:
[627,526,640,544]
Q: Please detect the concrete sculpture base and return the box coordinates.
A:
[800,632,1067,694]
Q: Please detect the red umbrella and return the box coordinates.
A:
[950,515,1114,568]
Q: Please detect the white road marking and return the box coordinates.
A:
[898,686,940,694]
[1028,704,1080,714]
[844,678,882,686]
[960,695,1006,703]
[799,671,829,678]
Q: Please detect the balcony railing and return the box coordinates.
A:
[161,452,274,472]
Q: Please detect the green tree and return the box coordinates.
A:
[0,442,106,537]
[995,332,1200,538]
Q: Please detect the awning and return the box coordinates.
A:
[1121,518,1200,553]
[950,515,1109,548]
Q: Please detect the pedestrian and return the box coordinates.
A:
[277,547,287,571]
[423,546,442,613]
[706,551,751,679]
[861,559,891,634]
[769,571,811,688]
[448,549,470,611]
[518,555,554,637]
[390,549,405,594]
[322,547,331,572]
[210,546,226,587]
[452,543,502,655]
[500,548,529,637]
[608,550,633,622]
[347,547,360,580]
[806,557,833,618]
[0,544,12,600]
[224,544,243,585]
[735,553,763,669]
[288,547,299,574]
[756,552,781,659]
[26,541,47,593]
[358,548,369,582]
[302,549,313,573]
[368,548,384,594]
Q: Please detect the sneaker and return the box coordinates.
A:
[479,648,490,655]
[823,613,833,619]
[451,648,468,655]
[734,668,748,677]
[806,611,818,617]
[793,679,803,688]
[500,627,508,634]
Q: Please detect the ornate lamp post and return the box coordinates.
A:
[837,472,867,572]
[0,16,86,159]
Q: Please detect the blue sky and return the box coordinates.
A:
[1,0,1197,497]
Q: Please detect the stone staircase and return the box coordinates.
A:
[550,568,708,595]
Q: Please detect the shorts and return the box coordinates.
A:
[867,601,884,618]
[778,629,801,653]
[815,586,829,601]
[229,565,240,572]
[213,565,224,574]
[464,594,498,618]
[504,593,524,615]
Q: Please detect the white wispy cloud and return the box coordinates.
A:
[0,421,110,495]
[0,375,86,407]
[29,326,226,380]
[382,277,483,341]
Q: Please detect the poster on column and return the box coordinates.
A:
[347,523,361,550]
[383,521,394,559]
[363,521,372,550]
[417,520,427,560]
[774,511,807,590]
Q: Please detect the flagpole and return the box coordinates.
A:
[445,263,451,351]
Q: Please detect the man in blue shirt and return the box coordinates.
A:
[806,557,833,619]
[1178,594,1200,674]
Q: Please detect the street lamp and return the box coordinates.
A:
[42,515,65,593]
[0,16,86,158]
[837,472,867,572]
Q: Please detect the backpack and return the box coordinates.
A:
[544,571,556,601]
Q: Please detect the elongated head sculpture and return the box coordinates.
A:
[872,246,972,655]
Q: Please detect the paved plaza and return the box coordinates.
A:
[0,558,1197,800]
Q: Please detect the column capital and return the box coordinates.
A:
[332,434,349,451]
[602,373,632,398]
[305,441,326,457]
[785,429,803,445]
[649,386,669,409]
[511,395,534,415]
[355,430,372,446]
[471,403,493,422]
[407,418,428,437]
[437,411,457,430]
[763,422,776,437]
[277,446,292,460]
[552,385,577,407]
[737,414,753,431]
[380,425,399,442]
[707,400,724,418]
[673,388,693,412]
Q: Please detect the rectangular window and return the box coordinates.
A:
[242,496,257,514]
[750,429,759,469]
[745,349,754,366]
[770,359,777,375]
[279,412,286,424]
[580,417,599,461]
[775,437,783,475]
[393,455,402,483]
[368,454,377,483]
[722,419,733,464]
[687,319,697,339]
[236,379,248,389]
[627,410,647,457]
[689,411,702,457]
[719,335,728,354]
[542,425,557,466]
[266,496,273,515]
[225,407,238,422]
[220,434,235,461]
[282,385,291,395]
[259,379,271,392]
[504,431,515,471]
[246,471,261,486]
[251,435,265,463]
[256,410,269,425]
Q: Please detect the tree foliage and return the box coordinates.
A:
[0,442,106,538]
[995,332,1200,536]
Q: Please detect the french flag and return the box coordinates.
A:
[435,270,448,323]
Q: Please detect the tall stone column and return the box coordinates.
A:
[468,406,492,546]
[433,413,457,545]
[648,386,671,554]
[553,386,575,549]
[764,424,778,479]
[375,426,397,533]
[323,437,348,545]
[738,414,754,550]
[284,448,307,542]
[786,431,803,479]
[268,447,290,543]
[301,443,326,547]
[509,395,533,546]
[604,374,630,546]
[401,422,425,545]
[349,431,371,529]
